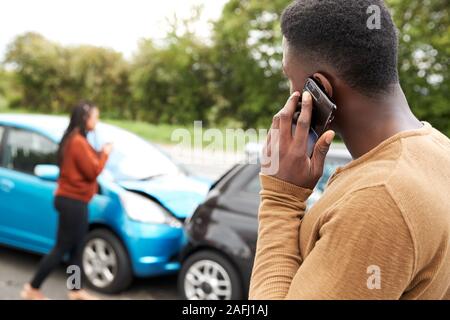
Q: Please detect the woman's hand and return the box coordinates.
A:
[261,91,335,190]
[101,143,114,156]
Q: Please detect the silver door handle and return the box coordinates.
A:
[0,179,15,192]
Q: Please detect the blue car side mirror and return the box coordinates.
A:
[34,164,60,181]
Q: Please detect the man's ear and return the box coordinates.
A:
[313,73,333,98]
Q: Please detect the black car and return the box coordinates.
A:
[178,148,351,300]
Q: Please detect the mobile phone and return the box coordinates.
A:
[292,77,337,157]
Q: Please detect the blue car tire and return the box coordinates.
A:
[82,229,133,294]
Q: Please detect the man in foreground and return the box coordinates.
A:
[249,0,450,299]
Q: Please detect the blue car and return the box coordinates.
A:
[0,114,211,293]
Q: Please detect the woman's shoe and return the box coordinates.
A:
[20,283,49,300]
[67,289,100,300]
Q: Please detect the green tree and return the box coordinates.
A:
[211,0,449,135]
[130,8,216,124]
[0,68,21,111]
[211,0,290,128]
[1,0,448,137]
[0,67,7,109]
[4,32,70,112]
[68,45,130,117]
[4,32,130,116]
[388,0,450,136]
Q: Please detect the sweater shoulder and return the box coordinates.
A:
[385,130,450,271]
[325,184,403,225]
[70,133,88,145]
[67,133,91,151]
[321,185,416,270]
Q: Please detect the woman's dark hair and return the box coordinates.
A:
[57,100,97,166]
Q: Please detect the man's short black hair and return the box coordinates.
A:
[281,0,399,96]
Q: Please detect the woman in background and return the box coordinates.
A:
[21,101,113,300]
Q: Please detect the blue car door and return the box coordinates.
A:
[0,126,58,254]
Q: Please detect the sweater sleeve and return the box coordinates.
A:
[249,177,415,300]
[248,174,312,299]
[71,136,108,182]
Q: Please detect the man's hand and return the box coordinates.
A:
[261,91,335,190]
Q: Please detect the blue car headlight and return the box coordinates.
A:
[120,191,182,228]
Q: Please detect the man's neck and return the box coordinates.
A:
[340,85,423,159]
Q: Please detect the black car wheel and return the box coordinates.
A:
[82,229,133,294]
[179,250,243,300]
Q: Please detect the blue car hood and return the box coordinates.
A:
[118,174,212,219]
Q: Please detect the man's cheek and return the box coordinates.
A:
[290,80,305,94]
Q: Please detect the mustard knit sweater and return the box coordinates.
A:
[249,123,450,299]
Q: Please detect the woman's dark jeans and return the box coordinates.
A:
[30,196,89,290]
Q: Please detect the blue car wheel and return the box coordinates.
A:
[82,229,133,293]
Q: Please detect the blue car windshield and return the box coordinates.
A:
[85,124,181,181]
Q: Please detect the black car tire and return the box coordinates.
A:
[82,229,133,294]
[178,250,243,300]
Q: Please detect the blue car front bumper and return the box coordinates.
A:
[120,218,188,277]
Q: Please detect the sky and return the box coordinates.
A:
[0,0,228,61]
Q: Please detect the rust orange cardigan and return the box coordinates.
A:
[55,132,108,203]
